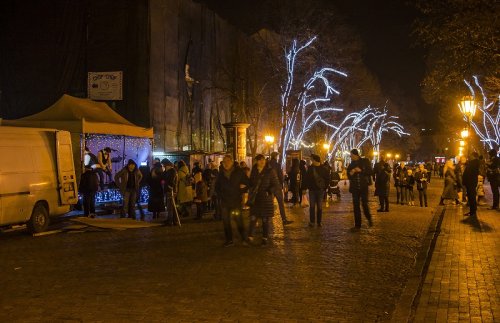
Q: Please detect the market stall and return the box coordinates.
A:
[2,94,154,204]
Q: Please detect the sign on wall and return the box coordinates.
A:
[87,71,123,100]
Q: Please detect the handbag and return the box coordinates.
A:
[301,193,310,208]
[246,176,262,207]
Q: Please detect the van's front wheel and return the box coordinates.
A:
[27,203,49,233]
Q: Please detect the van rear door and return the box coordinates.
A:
[55,131,78,205]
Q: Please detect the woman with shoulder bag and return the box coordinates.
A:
[247,154,280,246]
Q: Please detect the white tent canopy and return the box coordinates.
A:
[2,94,153,138]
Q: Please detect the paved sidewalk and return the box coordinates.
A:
[413,203,500,322]
[0,180,444,322]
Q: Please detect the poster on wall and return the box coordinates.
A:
[87,71,123,100]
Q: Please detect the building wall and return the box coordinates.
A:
[149,0,257,153]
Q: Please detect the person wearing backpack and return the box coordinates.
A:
[347,149,373,229]
[304,154,330,227]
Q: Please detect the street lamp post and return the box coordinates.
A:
[459,96,476,156]
[322,143,330,161]
[264,135,275,157]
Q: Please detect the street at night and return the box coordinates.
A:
[1,0,499,322]
[1,183,442,322]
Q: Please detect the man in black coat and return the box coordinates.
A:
[347,149,373,229]
[215,154,249,247]
[162,159,178,226]
[463,152,480,217]
[304,154,330,227]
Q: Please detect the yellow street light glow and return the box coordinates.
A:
[459,140,465,147]
[461,129,469,138]
[386,153,392,158]
[459,96,476,118]
[373,151,379,156]
[264,135,275,144]
[322,143,330,150]
[395,154,400,159]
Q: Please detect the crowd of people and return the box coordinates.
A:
[78,146,500,246]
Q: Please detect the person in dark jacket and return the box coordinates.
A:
[486,149,500,210]
[373,155,391,212]
[162,159,178,226]
[269,152,293,226]
[299,160,308,204]
[393,162,408,205]
[415,164,429,207]
[304,154,330,227]
[463,152,480,216]
[215,154,250,247]
[248,154,280,246]
[80,166,99,217]
[115,159,143,219]
[347,149,373,229]
[148,162,165,219]
[288,158,302,207]
[193,169,208,219]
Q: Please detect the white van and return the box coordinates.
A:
[0,127,78,233]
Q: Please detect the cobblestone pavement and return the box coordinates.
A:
[413,196,500,322]
[0,180,444,322]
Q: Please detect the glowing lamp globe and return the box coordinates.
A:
[264,135,275,144]
[459,96,476,118]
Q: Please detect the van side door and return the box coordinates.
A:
[55,131,78,205]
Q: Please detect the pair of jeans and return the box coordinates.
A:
[96,168,113,189]
[221,205,245,242]
[418,189,428,207]
[352,188,371,227]
[122,189,137,218]
[465,185,477,215]
[165,191,177,225]
[82,192,96,216]
[407,188,414,204]
[309,189,324,224]
[248,216,270,239]
[274,190,288,222]
[396,185,402,204]
[378,196,389,211]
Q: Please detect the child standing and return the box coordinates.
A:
[407,168,416,206]
[193,170,208,219]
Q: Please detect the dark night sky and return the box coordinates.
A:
[199,0,431,123]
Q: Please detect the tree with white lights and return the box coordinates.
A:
[324,107,409,161]
[464,76,500,150]
[278,36,347,164]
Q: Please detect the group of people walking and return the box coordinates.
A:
[79,145,500,247]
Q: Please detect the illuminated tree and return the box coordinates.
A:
[278,36,347,165]
[464,76,500,150]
